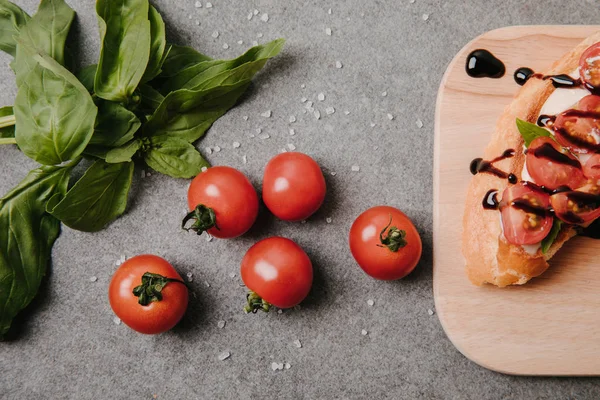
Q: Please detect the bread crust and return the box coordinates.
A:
[463,32,600,287]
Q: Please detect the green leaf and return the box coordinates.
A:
[144,79,251,143]
[105,140,141,163]
[47,160,134,232]
[138,83,165,114]
[158,44,212,79]
[0,106,14,138]
[14,52,98,165]
[516,118,552,148]
[77,64,97,93]
[144,136,208,178]
[0,164,71,336]
[94,0,151,102]
[158,39,285,94]
[13,0,74,85]
[91,101,141,148]
[541,219,562,254]
[142,5,168,83]
[0,0,30,57]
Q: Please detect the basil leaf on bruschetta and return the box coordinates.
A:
[516,118,552,147]
[541,219,562,254]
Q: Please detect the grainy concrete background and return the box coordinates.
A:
[1,0,600,399]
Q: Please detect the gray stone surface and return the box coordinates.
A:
[1,0,600,399]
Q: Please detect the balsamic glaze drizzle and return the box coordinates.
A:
[469,149,515,180]
[531,142,581,169]
[482,189,500,210]
[513,67,581,88]
[466,49,506,79]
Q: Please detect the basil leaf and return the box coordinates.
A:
[141,5,168,83]
[144,80,251,143]
[144,136,208,178]
[138,83,165,114]
[14,52,98,165]
[13,0,74,85]
[0,0,30,57]
[47,160,134,232]
[0,165,71,336]
[94,0,151,102]
[105,140,141,163]
[516,118,552,148]
[158,44,212,78]
[541,219,562,254]
[0,106,14,138]
[91,101,141,147]
[77,64,97,93]
[159,39,284,94]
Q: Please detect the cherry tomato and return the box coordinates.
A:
[583,153,600,181]
[262,152,326,221]
[184,166,259,239]
[349,206,422,280]
[525,137,586,190]
[241,237,313,311]
[499,183,552,245]
[550,190,600,225]
[554,95,600,153]
[579,42,600,93]
[109,255,188,334]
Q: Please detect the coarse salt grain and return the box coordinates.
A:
[367,299,374,306]
[361,329,368,336]
[301,84,306,89]
[195,1,202,7]
[422,13,429,21]
[238,40,243,45]
[301,97,307,103]
[305,101,313,108]
[195,20,200,26]
[351,165,360,172]
[325,27,332,36]
[428,309,435,316]
[285,363,291,369]
[261,110,272,118]
[382,91,387,97]
[211,31,219,38]
[201,166,208,172]
[90,276,98,282]
[344,110,350,115]
[314,110,321,120]
[252,40,259,46]
[113,316,122,325]
[326,217,332,224]
[257,32,263,38]
[293,339,302,348]
[205,234,213,242]
[289,115,296,123]
[416,119,424,128]
[243,115,249,121]
[243,155,247,164]
[326,106,335,115]
[213,145,221,152]
[205,2,212,7]
[289,129,296,136]
[259,133,270,139]
[261,13,269,22]
[317,92,325,101]
[387,113,394,120]
[287,143,296,151]
[253,9,259,15]
[233,141,241,148]
[328,8,332,14]
[218,351,230,361]
[229,272,236,278]
[218,320,226,328]
[205,281,211,287]
[205,147,212,155]
[330,171,337,176]
[370,122,376,128]
[223,43,229,49]
[256,127,262,134]
[335,60,343,69]
[277,309,283,314]
[247,12,253,20]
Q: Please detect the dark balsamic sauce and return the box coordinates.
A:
[469,149,515,180]
[466,49,506,78]
[511,198,550,218]
[537,114,556,127]
[482,189,500,210]
[532,142,581,169]
[514,67,581,88]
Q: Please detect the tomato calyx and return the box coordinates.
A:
[182,204,220,236]
[132,272,187,306]
[244,290,271,313]
[377,217,408,252]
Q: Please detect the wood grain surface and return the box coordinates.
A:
[434,26,600,376]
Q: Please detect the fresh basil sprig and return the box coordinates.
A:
[541,219,562,254]
[516,118,552,147]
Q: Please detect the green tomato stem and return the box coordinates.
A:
[244,290,271,313]
[132,272,187,306]
[0,138,16,145]
[0,114,15,129]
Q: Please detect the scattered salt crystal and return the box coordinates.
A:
[261,13,269,22]
[242,155,247,164]
[289,115,296,123]
[211,31,219,38]
[326,217,332,224]
[314,110,321,120]
[416,119,424,128]
[113,316,121,325]
[259,133,270,139]
[305,101,313,108]
[253,9,259,15]
[374,145,379,150]
[325,27,332,36]
[194,1,202,7]
[428,309,435,316]
[289,129,296,136]
[238,40,243,45]
[247,12,253,20]
[328,8,332,14]
[205,147,212,155]
[252,40,258,46]
[382,91,387,97]
[409,0,415,3]
[285,363,291,370]
[146,172,151,177]
[223,43,229,50]
[90,276,97,282]
[317,93,325,101]
[257,32,263,38]
[205,2,212,8]
[271,362,282,371]
[335,60,343,69]
[218,351,230,361]
[205,234,213,242]
[233,141,241,148]
[218,320,226,328]
[229,272,236,278]
[422,13,429,21]
[187,272,193,278]
[301,97,307,103]
[387,113,394,120]
[301,84,306,89]
[325,106,335,115]
[213,145,221,152]
[330,171,337,176]
[370,122,376,128]
[277,309,283,314]
[361,329,368,336]
[293,339,302,348]
[201,166,208,172]
[256,128,262,134]
[205,281,211,287]
[287,143,296,151]
[367,299,374,306]
[351,165,360,172]
[243,115,249,121]
[261,110,272,118]
[195,20,200,26]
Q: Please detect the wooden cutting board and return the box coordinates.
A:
[434,26,600,376]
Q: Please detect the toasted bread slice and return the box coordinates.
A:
[463,31,600,287]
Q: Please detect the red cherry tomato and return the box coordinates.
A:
[579,42,600,93]
[525,137,586,190]
[583,153,600,181]
[349,206,422,280]
[554,95,600,153]
[109,255,188,334]
[185,166,259,238]
[499,183,552,245]
[262,152,326,221]
[550,190,600,225]
[241,237,313,311]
